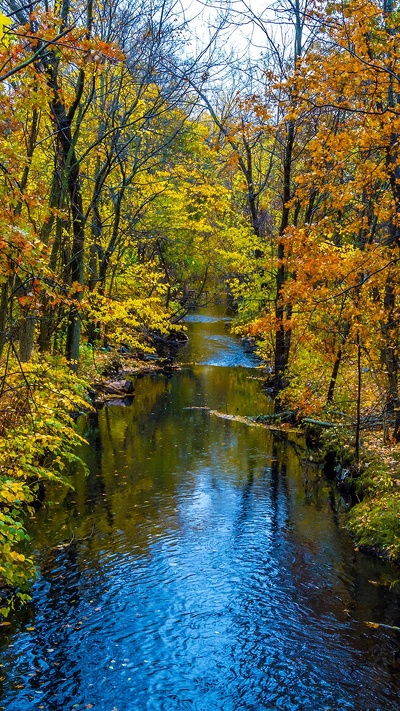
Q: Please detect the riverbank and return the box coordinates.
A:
[304,421,400,563]
[178,397,400,564]
[255,364,400,562]
[345,434,400,562]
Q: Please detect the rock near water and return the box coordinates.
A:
[103,379,135,395]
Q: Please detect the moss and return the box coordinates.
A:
[348,490,400,560]
[347,454,400,561]
[319,426,355,467]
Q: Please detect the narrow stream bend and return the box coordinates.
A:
[0,308,399,711]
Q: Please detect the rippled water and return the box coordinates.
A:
[181,311,258,368]
[0,308,399,711]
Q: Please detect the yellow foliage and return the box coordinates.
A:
[0,356,90,603]
[0,11,12,46]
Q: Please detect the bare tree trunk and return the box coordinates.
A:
[355,330,362,462]
[382,277,400,439]
[45,52,86,369]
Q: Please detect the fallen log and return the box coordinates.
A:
[302,417,337,428]
[252,411,294,423]
[199,409,299,434]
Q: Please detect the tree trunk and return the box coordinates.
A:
[19,314,35,362]
[38,171,65,353]
[0,280,8,358]
[382,0,400,438]
[273,118,295,398]
[382,278,400,439]
[355,330,362,462]
[45,53,86,370]
[273,1,303,399]
[326,322,350,404]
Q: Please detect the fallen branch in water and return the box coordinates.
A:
[252,411,294,423]
[194,408,301,434]
[183,406,210,410]
[52,525,95,551]
[365,621,400,632]
[302,417,338,428]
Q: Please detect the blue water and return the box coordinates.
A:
[181,311,259,368]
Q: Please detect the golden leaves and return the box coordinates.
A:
[0,12,11,46]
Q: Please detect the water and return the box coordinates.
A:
[180,312,258,367]
[0,308,399,711]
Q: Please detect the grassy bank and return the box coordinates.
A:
[319,427,400,562]
[347,435,400,561]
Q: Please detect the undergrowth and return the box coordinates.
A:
[348,451,400,561]
[0,354,89,615]
[319,428,400,561]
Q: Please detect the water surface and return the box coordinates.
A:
[0,308,399,711]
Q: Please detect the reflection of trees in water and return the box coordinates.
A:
[58,368,271,568]
[72,370,289,567]
[235,470,255,533]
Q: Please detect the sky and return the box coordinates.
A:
[181,0,272,56]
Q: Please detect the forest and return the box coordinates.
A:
[0,0,400,606]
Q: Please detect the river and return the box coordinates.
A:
[0,307,399,710]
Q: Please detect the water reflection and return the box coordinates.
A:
[0,314,399,711]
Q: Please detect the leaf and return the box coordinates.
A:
[0,11,12,45]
